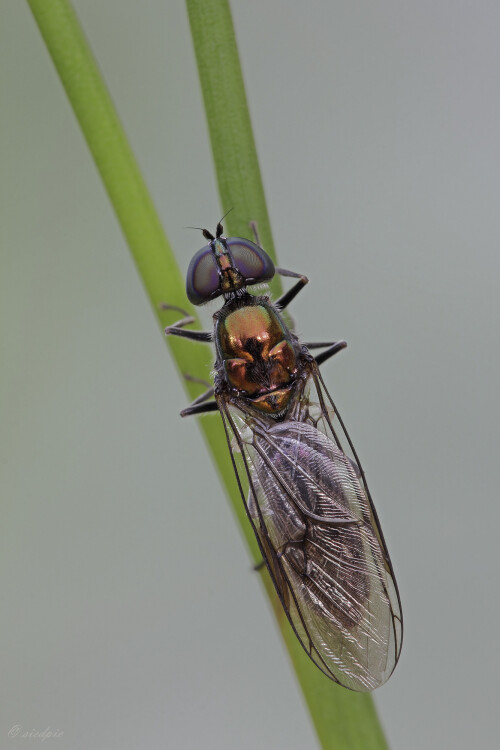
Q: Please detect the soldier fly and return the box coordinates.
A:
[165,221,402,691]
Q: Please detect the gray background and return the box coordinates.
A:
[1,1,499,749]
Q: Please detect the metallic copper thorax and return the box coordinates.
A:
[216,301,298,414]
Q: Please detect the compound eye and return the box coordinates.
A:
[186,245,220,305]
[226,238,275,285]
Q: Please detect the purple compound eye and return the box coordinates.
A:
[186,245,219,305]
[185,236,275,306]
[226,238,275,284]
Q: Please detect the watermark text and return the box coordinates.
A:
[8,726,64,742]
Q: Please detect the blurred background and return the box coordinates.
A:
[1,1,499,748]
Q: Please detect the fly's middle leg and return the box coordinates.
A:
[306,340,348,366]
[162,304,212,343]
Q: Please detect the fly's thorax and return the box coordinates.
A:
[214,298,300,415]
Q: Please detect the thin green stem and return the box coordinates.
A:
[26,0,389,747]
[186,0,284,301]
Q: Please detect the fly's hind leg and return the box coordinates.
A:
[178,373,217,418]
[180,377,217,417]
[183,373,212,389]
[180,397,218,418]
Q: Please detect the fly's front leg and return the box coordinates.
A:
[249,226,340,349]
[275,267,309,311]
[248,222,308,312]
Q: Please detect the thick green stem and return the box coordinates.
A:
[26,0,243,546]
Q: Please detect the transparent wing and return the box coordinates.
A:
[217,364,402,692]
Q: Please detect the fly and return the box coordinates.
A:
[165,221,402,691]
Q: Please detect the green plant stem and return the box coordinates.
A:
[27,0,389,747]
[26,0,243,544]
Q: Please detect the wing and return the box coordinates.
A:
[217,365,402,692]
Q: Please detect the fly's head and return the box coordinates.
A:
[185,221,275,306]
[185,222,299,417]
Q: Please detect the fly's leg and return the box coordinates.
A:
[183,385,215,408]
[249,234,343,354]
[184,373,212,389]
[248,222,309,312]
[162,316,216,414]
[305,341,344,350]
[180,397,218,418]
[164,320,212,343]
[179,377,216,417]
[275,267,309,311]
[179,374,217,418]
[301,340,348,365]
[162,303,212,343]
[249,220,262,246]
[275,271,347,357]
[160,303,190,315]
[312,340,348,366]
